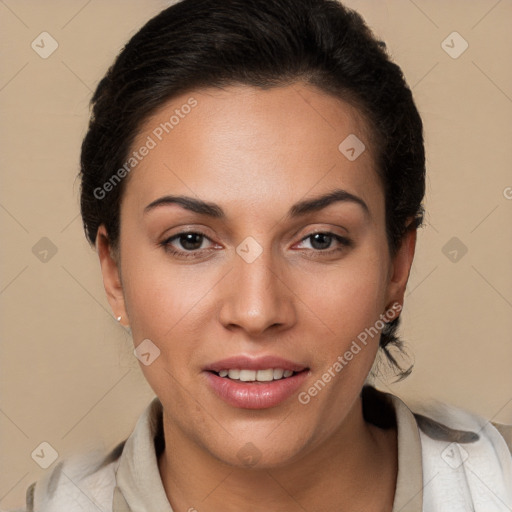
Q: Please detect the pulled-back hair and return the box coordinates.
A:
[80,0,425,377]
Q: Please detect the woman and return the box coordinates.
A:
[16,0,512,510]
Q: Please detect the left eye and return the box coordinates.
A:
[296,232,351,251]
[163,232,212,252]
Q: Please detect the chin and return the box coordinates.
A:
[203,427,315,471]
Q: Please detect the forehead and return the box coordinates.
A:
[123,83,383,218]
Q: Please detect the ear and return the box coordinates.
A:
[96,225,129,326]
[384,225,417,311]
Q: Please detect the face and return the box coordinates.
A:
[97,83,415,468]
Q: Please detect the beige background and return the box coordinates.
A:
[1,0,511,508]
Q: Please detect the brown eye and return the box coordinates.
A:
[175,233,205,251]
[309,233,334,250]
[297,232,352,252]
[160,231,216,259]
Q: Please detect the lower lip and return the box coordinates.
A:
[204,371,309,409]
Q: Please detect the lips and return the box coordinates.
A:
[203,355,310,409]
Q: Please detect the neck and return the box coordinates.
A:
[158,397,398,512]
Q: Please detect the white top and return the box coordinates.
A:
[15,386,512,512]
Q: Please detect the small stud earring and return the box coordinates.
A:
[116,316,122,322]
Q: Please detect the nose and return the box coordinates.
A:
[218,244,297,337]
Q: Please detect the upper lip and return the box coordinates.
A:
[204,355,308,373]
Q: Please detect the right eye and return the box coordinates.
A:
[160,231,216,259]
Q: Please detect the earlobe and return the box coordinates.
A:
[385,226,417,309]
[96,225,129,325]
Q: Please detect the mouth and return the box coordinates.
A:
[203,355,310,409]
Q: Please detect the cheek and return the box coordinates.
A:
[124,261,216,342]
[329,272,385,337]
[297,254,389,423]
[306,251,389,342]
[299,242,390,399]
[120,252,215,406]
[118,226,212,335]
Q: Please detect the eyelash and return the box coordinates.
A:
[160,230,352,260]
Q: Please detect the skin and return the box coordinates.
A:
[97,83,416,512]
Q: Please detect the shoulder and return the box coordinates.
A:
[406,398,512,508]
[21,441,126,512]
[19,396,162,512]
[362,385,512,457]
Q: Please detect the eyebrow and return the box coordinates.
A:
[144,188,370,219]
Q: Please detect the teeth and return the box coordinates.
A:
[228,369,240,379]
[239,369,256,381]
[273,368,284,379]
[216,368,297,382]
[256,369,274,382]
